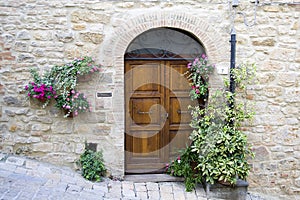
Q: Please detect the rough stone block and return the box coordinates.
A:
[6,156,25,166]
[79,32,103,44]
[32,143,53,152]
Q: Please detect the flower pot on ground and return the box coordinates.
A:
[166,57,256,192]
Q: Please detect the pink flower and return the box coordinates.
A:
[201,54,206,59]
[47,95,51,99]
[71,90,75,94]
[27,93,31,96]
[196,89,200,94]
[25,85,29,90]
[187,63,192,69]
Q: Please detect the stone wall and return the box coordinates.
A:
[0,0,299,198]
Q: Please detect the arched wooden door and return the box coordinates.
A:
[124,28,205,174]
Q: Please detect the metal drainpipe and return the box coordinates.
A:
[229,28,236,124]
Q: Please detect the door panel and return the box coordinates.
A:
[125,60,195,174]
[131,98,161,126]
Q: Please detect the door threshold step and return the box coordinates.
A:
[124,174,184,183]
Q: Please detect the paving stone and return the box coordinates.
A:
[148,190,160,200]
[25,159,40,169]
[53,183,69,192]
[2,189,22,200]
[136,191,148,199]
[0,153,7,161]
[135,182,147,192]
[17,190,38,199]
[0,168,13,177]
[173,186,186,200]
[195,186,207,198]
[79,191,103,200]
[0,163,17,172]
[93,183,109,193]
[146,182,159,191]
[184,190,198,200]
[122,181,136,198]
[75,178,94,189]
[5,156,25,166]
[106,181,122,198]
[66,183,83,193]
[159,182,173,193]
[160,192,174,200]
[14,166,28,174]
[0,155,267,200]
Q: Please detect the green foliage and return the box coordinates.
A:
[79,149,106,182]
[190,62,256,185]
[166,147,202,191]
[25,56,102,117]
[167,60,256,191]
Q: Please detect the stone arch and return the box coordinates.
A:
[107,11,227,65]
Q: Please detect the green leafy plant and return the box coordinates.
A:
[166,147,202,192]
[25,56,102,117]
[191,62,256,185]
[166,59,256,191]
[79,148,106,182]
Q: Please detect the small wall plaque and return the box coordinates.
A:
[97,92,112,97]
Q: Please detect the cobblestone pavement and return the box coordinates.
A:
[0,154,265,200]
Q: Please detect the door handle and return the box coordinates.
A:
[177,109,189,114]
[137,110,152,114]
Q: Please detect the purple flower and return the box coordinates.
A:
[47,95,51,99]
[25,85,29,90]
[201,54,206,58]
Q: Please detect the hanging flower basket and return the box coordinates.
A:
[185,54,215,101]
[24,56,102,117]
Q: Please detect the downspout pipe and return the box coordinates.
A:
[229,28,236,124]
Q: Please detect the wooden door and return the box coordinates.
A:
[125,60,196,174]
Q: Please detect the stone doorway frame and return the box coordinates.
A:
[101,11,227,176]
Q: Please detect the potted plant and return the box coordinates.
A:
[24,68,57,107]
[25,56,102,117]
[166,56,256,191]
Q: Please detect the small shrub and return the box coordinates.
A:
[79,149,106,182]
[166,147,202,191]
